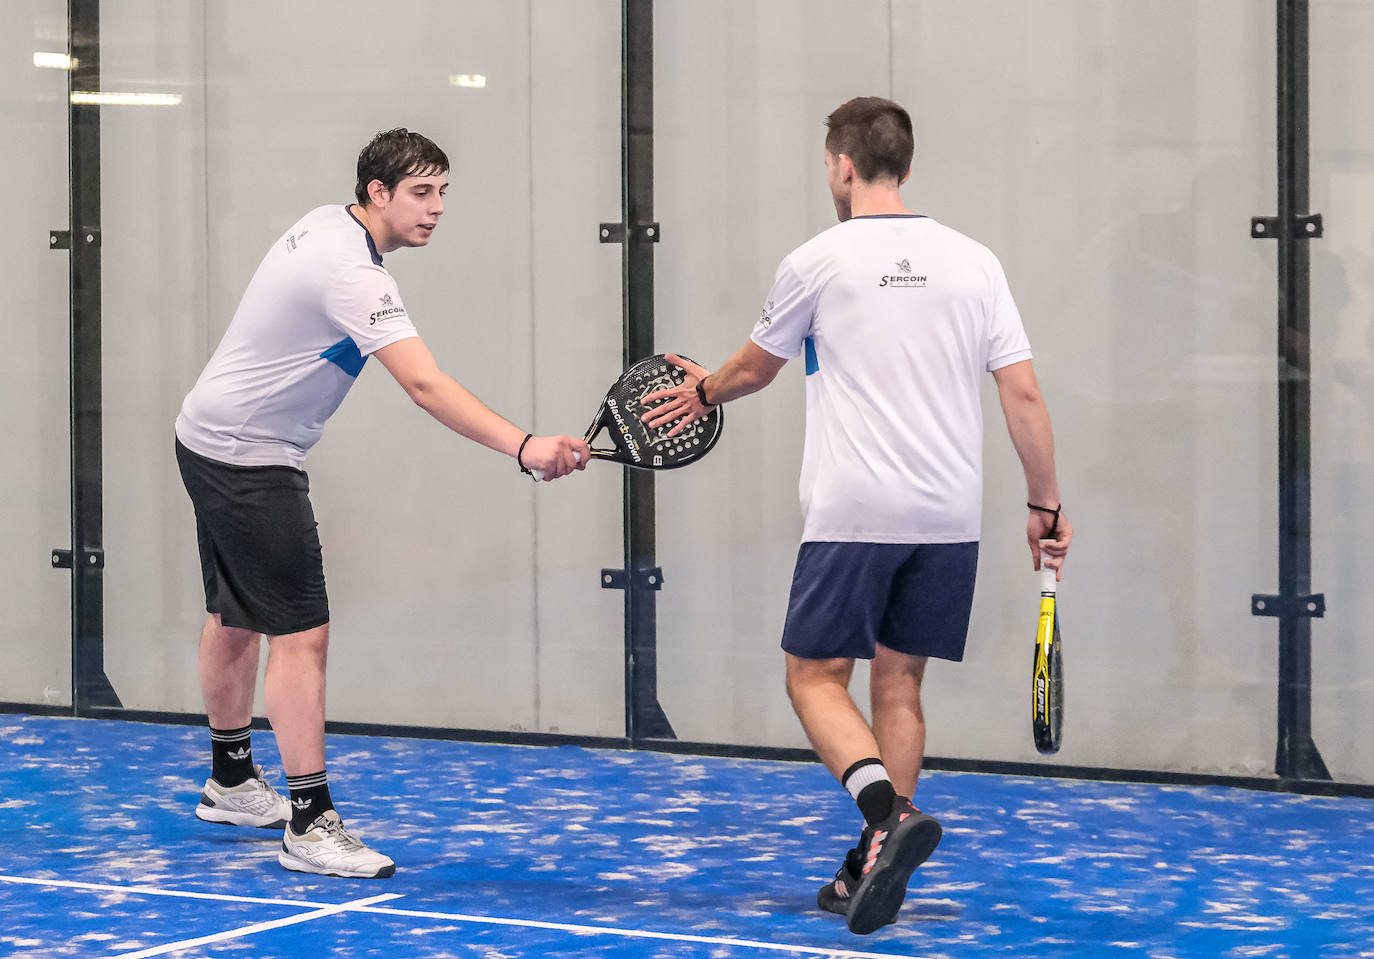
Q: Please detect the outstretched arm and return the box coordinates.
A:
[641,340,789,436]
[374,337,588,480]
[991,359,1072,576]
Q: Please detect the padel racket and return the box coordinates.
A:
[1031,549,1064,754]
[531,353,724,480]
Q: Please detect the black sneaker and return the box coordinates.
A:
[817,830,870,917]
[846,797,942,935]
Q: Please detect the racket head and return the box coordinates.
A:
[584,353,724,471]
[1031,587,1064,754]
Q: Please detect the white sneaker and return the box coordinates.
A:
[195,765,291,828]
[279,809,395,879]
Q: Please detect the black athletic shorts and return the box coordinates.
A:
[175,438,329,636]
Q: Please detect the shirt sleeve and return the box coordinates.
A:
[984,254,1032,372]
[750,256,815,360]
[324,262,419,357]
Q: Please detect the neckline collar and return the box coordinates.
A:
[344,204,384,265]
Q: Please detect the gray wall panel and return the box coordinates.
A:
[1309,1,1374,784]
[96,1,624,734]
[650,0,1292,777]
[2,3,74,707]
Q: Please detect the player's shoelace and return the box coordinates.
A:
[248,776,279,804]
[314,814,366,851]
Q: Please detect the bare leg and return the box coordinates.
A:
[263,623,329,777]
[870,645,928,798]
[199,614,261,729]
[785,653,881,781]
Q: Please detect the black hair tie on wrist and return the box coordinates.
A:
[517,433,534,477]
[1027,501,1061,538]
[695,379,712,407]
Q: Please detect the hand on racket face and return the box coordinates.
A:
[639,353,713,438]
[523,435,589,481]
[1030,510,1072,579]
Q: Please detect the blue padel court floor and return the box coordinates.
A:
[2,716,1372,958]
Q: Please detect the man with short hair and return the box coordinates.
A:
[175,128,588,878]
[643,97,1072,933]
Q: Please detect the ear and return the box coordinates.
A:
[365,179,391,208]
[837,154,857,183]
[899,163,912,186]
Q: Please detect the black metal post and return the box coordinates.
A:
[1260,0,1326,780]
[67,0,120,711]
[620,0,672,741]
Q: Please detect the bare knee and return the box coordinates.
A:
[784,654,854,706]
[268,623,330,664]
[870,646,927,710]
[203,614,260,646]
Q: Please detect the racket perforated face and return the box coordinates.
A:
[585,353,724,470]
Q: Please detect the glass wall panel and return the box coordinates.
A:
[97,1,625,735]
[1309,0,1374,784]
[654,1,1282,775]
[1,2,72,708]
[652,0,894,749]
[895,1,1277,774]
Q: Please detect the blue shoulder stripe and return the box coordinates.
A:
[804,337,819,375]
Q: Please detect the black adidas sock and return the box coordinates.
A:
[209,724,254,787]
[287,771,335,834]
[842,758,898,827]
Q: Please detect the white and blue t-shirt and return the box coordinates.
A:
[176,205,419,468]
[750,214,1032,544]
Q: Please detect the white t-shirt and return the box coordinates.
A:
[751,214,1031,544]
[176,205,419,468]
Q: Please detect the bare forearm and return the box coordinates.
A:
[699,341,784,405]
[994,361,1059,505]
[409,374,526,457]
[1004,397,1059,506]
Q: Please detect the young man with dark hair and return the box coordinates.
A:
[175,128,588,878]
[643,97,1073,933]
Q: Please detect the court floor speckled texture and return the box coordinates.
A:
[1,716,1371,958]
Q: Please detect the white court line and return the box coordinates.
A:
[0,874,923,959]
[107,893,401,959]
[0,873,319,908]
[349,902,922,958]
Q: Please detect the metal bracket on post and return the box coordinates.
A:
[1252,593,1325,618]
[1250,213,1323,238]
[50,230,71,250]
[599,222,660,243]
[601,567,664,591]
[52,548,104,570]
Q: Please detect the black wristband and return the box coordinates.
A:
[695,379,712,407]
[516,433,534,476]
[1027,501,1061,538]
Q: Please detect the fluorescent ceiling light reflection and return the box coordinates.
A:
[449,74,486,89]
[34,51,77,69]
[70,91,182,106]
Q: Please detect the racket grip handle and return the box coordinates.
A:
[530,449,581,483]
[1039,541,1059,593]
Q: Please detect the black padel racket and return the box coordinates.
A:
[532,353,724,480]
[1031,548,1064,754]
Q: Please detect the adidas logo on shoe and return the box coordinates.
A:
[846,799,943,935]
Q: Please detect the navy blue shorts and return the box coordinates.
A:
[780,541,979,661]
